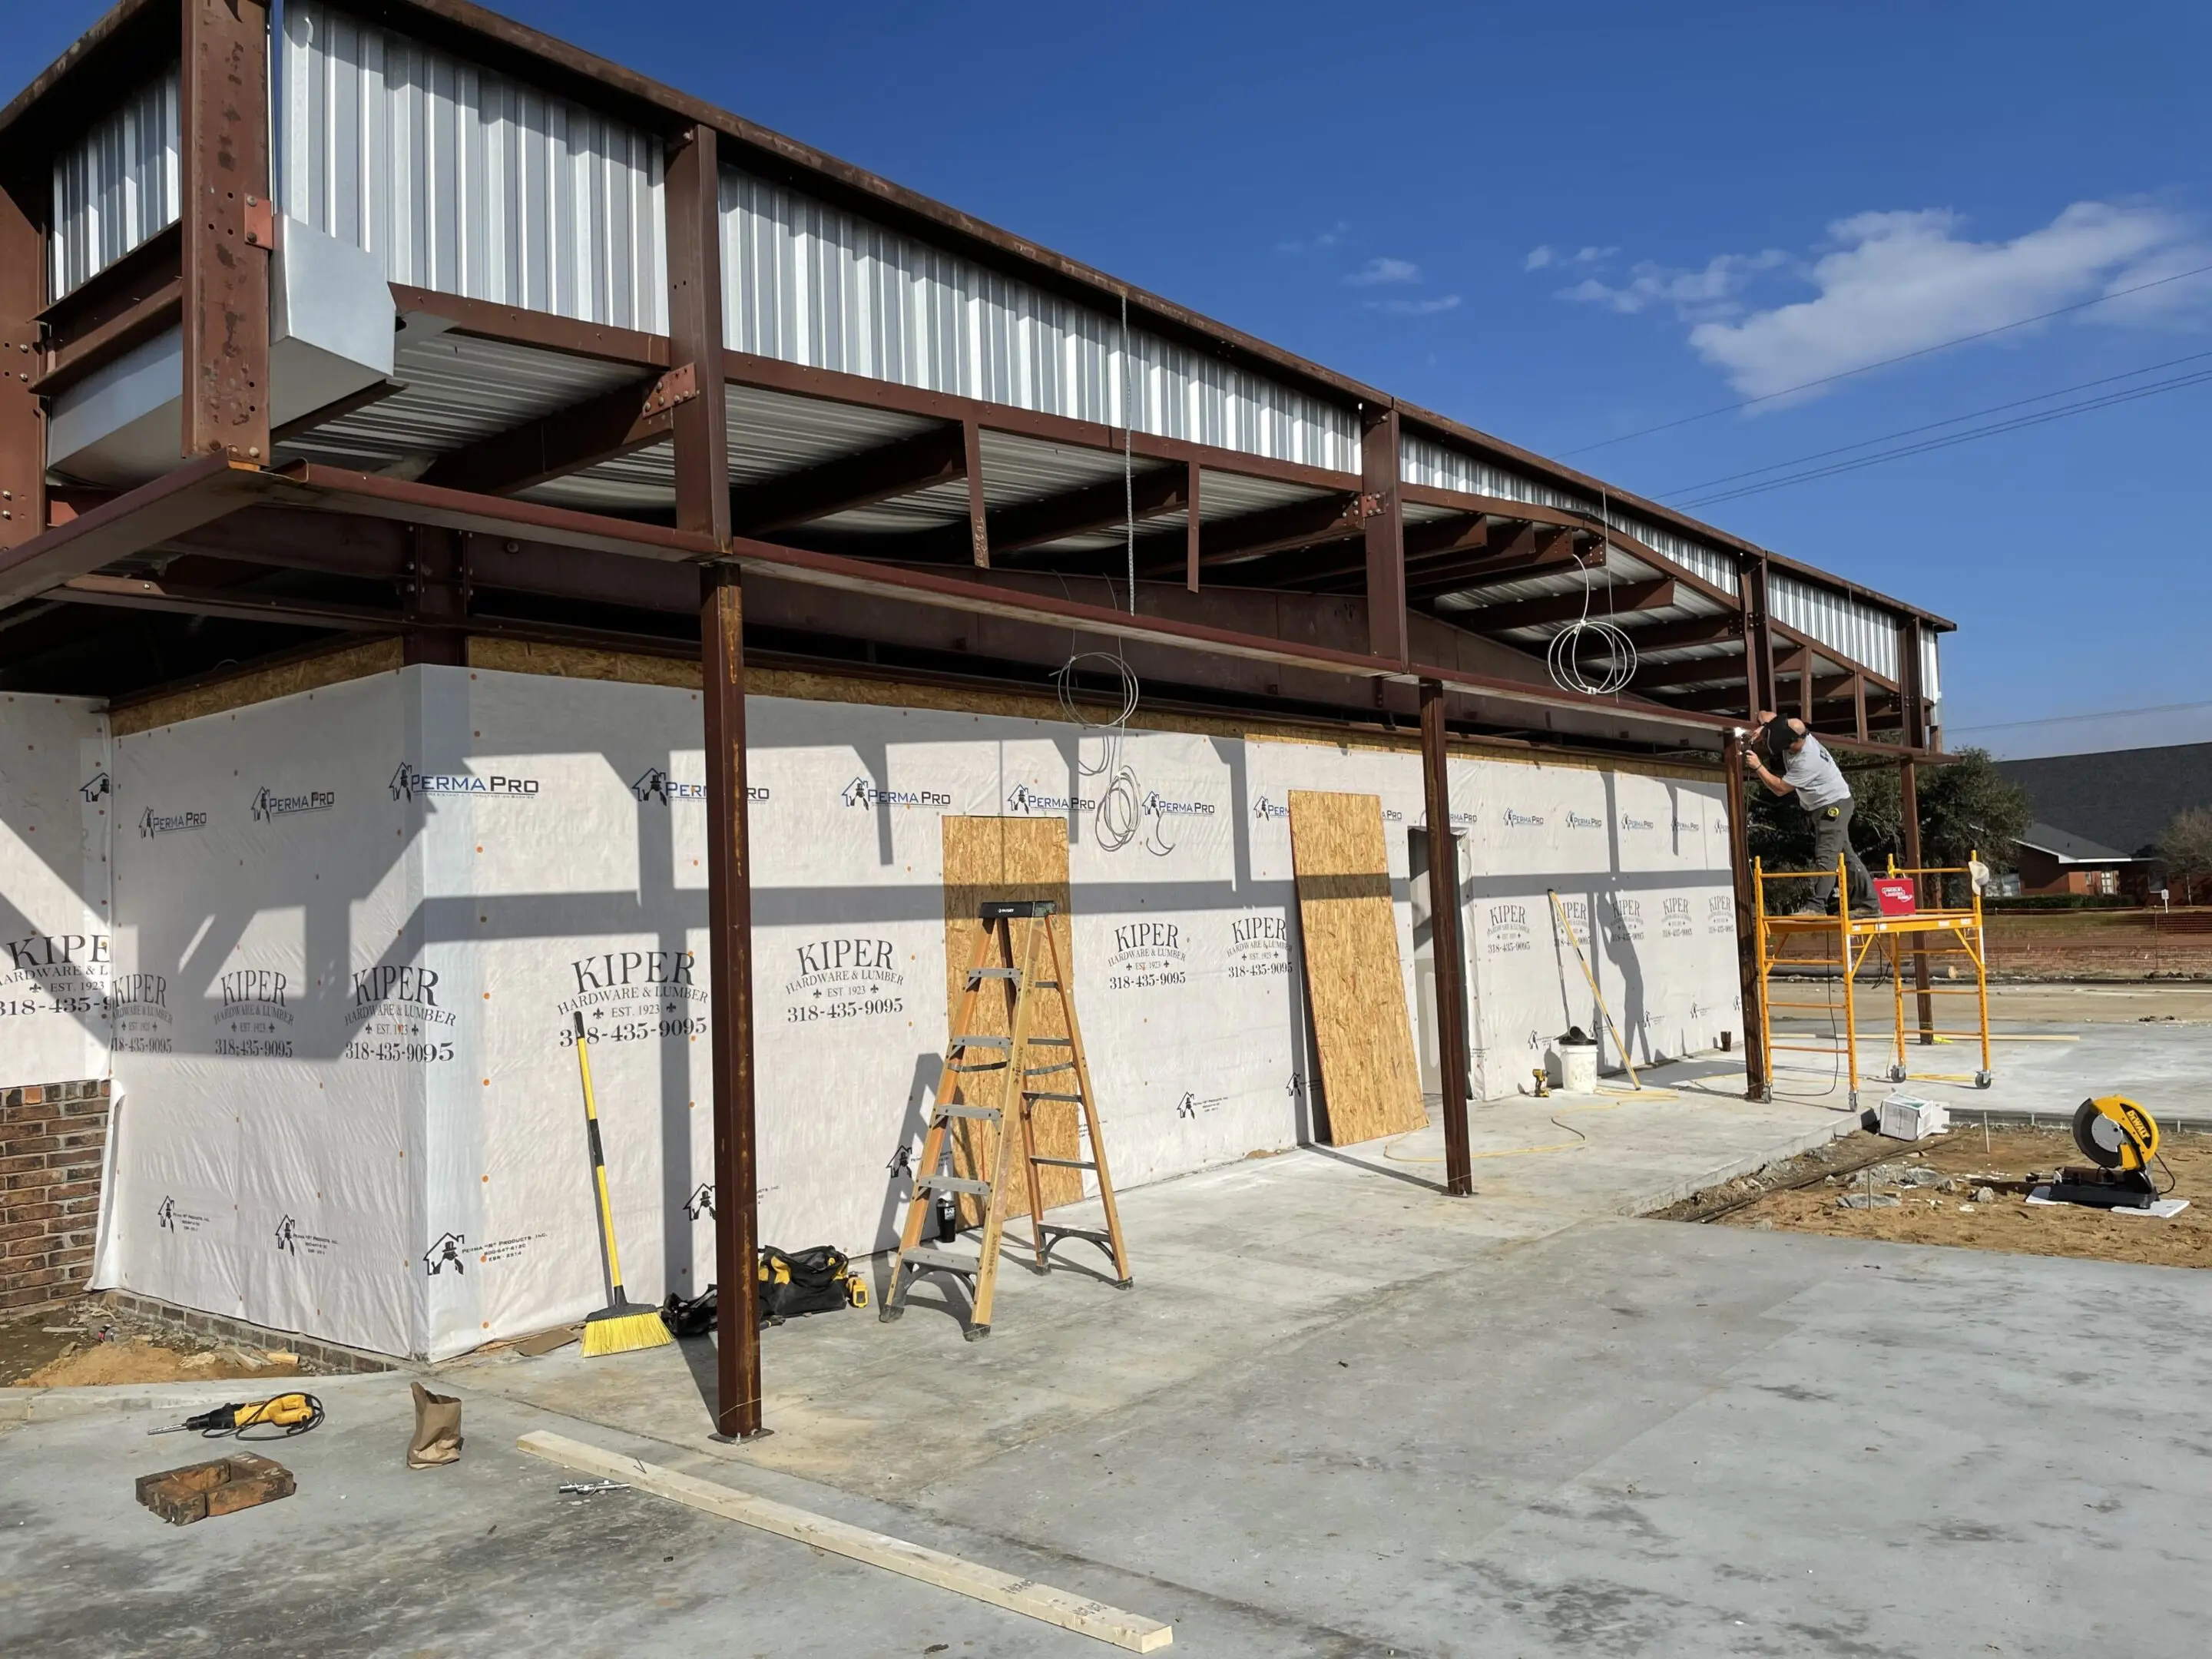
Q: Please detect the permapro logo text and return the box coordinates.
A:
[390,763,539,801]
[841,777,952,810]
[138,806,207,838]
[250,784,336,822]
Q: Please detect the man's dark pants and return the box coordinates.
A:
[1808,797,1874,912]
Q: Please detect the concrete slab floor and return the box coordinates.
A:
[8,1221,2207,1657]
[8,1016,2207,1655]
[446,1074,1855,1497]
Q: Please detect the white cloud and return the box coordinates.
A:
[1527,243,1614,273]
[1344,257,1421,286]
[1561,250,1789,320]
[1573,245,1616,264]
[1525,245,1555,271]
[1277,220,1349,255]
[1686,202,2209,399]
[1371,294,1462,316]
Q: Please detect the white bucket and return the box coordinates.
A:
[1558,1040,1598,1093]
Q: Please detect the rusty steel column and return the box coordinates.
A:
[0,178,42,548]
[1723,733,1769,1100]
[701,567,763,1439]
[665,124,730,544]
[1899,757,1936,1044]
[1740,555,1777,719]
[182,0,273,463]
[1361,406,1409,663]
[402,526,468,666]
[1419,680,1474,1196]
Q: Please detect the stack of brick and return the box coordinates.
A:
[1,1078,111,1314]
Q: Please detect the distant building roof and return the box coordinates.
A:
[1995,742,2212,858]
[2015,822,2138,865]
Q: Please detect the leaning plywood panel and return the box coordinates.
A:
[0,694,111,1086]
[942,816,1080,1217]
[1287,790,1426,1144]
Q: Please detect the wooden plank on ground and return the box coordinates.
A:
[517,1431,1171,1651]
[1288,790,1427,1144]
[942,815,1081,1217]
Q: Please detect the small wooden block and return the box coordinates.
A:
[137,1454,296,1526]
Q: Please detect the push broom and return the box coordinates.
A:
[571,1012,674,1356]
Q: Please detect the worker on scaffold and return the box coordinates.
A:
[1747,711,1874,917]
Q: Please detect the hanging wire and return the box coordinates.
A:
[1121,291,1137,617]
[1545,491,1639,697]
[1048,293,1145,849]
[1053,652,1143,850]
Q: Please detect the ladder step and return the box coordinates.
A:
[915,1174,988,1195]
[966,968,1019,982]
[935,1104,1002,1122]
[1023,1090,1085,1103]
[952,1035,1010,1049]
[902,1247,981,1276]
[1025,1060,1075,1075]
[1030,1156,1097,1170]
[1041,1223,1114,1243]
[1028,1037,1072,1048]
[947,1061,1008,1073]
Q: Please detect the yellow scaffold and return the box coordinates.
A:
[1751,851,1993,1111]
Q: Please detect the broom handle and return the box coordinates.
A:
[572,1012,627,1299]
[1548,889,1641,1090]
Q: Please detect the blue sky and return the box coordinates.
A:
[10,2,2207,757]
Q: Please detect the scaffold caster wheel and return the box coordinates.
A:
[1888,1064,1909,1082]
[1975,1071,1993,1090]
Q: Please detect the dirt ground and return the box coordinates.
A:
[1984,909,2212,981]
[0,1296,313,1388]
[1657,1127,2210,1270]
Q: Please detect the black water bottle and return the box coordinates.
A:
[935,1191,958,1243]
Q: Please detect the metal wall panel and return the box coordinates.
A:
[718,169,1359,473]
[1400,433,1739,597]
[50,65,180,299]
[1770,569,1902,681]
[280,2,666,334]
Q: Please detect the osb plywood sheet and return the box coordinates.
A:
[1288,789,1427,1146]
[467,637,701,688]
[941,816,1082,1219]
[110,639,402,735]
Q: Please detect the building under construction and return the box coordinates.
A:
[0,2,1952,1436]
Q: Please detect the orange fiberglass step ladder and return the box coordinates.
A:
[879,899,1132,1340]
[1751,852,1993,1113]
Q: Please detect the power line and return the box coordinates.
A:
[1558,258,2212,459]
[1949,699,2212,734]
[1657,348,2212,499]
[1672,366,2212,510]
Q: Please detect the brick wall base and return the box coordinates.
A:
[98,1290,399,1374]
[2,1078,112,1316]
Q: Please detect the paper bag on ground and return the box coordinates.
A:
[407,1382,464,1469]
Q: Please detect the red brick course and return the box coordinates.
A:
[0,1078,111,1313]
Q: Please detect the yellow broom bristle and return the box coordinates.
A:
[579,1306,674,1356]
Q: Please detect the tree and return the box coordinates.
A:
[1739,744,2029,908]
[2157,806,2212,902]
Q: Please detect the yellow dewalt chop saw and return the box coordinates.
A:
[2045,1096,2170,1210]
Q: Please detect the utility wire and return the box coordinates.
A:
[1949,698,2212,734]
[1657,348,2212,499]
[1673,366,2212,510]
[1560,258,2212,458]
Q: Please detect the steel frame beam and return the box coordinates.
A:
[729,423,965,537]
[181,0,271,464]
[1420,679,1473,1195]
[1721,733,1767,1101]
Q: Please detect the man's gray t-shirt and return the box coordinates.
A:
[1782,733,1852,810]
